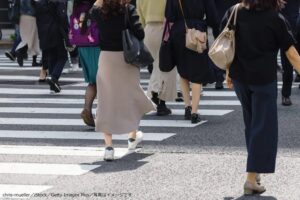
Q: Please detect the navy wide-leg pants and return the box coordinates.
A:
[233,80,278,173]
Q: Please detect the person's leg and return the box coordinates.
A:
[181,77,192,120]
[81,84,97,127]
[51,43,68,81]
[190,83,202,123]
[180,78,191,107]
[103,132,114,161]
[281,51,294,105]
[247,81,278,174]
[232,80,266,194]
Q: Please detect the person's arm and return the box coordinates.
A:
[136,0,146,27]
[286,46,300,74]
[128,5,145,40]
[204,0,220,38]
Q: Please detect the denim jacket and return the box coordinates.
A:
[20,0,36,16]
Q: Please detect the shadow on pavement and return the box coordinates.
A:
[224,196,277,200]
[85,152,154,173]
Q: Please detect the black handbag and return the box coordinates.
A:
[159,22,175,72]
[8,0,20,24]
[122,6,154,68]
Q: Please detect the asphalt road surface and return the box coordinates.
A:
[0,51,299,200]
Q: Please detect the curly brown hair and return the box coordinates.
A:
[100,0,131,19]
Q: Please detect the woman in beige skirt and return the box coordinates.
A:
[91,0,155,161]
[137,0,177,116]
[16,1,41,67]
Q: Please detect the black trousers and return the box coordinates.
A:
[280,51,294,97]
[43,42,67,81]
[233,80,278,173]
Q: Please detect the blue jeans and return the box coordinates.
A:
[233,79,278,173]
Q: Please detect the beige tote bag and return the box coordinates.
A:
[178,0,207,54]
[208,4,240,70]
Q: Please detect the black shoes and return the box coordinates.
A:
[185,106,192,120]
[5,51,16,61]
[282,96,292,106]
[215,81,224,90]
[175,91,184,102]
[151,92,159,105]
[16,51,24,67]
[47,78,61,93]
[32,55,42,66]
[151,92,172,116]
[157,104,172,116]
[185,106,201,123]
[191,113,201,124]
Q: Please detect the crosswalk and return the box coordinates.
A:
[0,52,298,198]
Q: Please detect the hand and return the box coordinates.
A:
[94,0,103,7]
[226,70,234,90]
[278,0,287,9]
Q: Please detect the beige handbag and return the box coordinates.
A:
[208,4,240,70]
[178,0,207,54]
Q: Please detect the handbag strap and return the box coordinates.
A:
[124,5,130,29]
[224,3,240,30]
[178,0,189,31]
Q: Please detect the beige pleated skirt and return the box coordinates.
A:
[95,51,156,134]
[16,15,40,56]
[145,22,177,102]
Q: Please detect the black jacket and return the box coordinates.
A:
[90,4,144,51]
[32,0,69,50]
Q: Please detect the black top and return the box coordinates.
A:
[222,7,296,85]
[90,4,144,51]
[214,0,240,22]
[280,0,300,30]
[165,0,219,37]
[32,0,68,50]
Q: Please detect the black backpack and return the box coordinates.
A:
[8,0,21,24]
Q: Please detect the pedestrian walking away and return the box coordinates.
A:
[91,0,155,161]
[137,0,177,116]
[33,0,69,93]
[165,0,218,124]
[69,0,101,127]
[222,0,300,195]
[15,0,41,67]
[279,0,300,106]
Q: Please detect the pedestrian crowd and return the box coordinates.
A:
[4,0,300,196]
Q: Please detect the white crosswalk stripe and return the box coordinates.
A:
[4,54,295,197]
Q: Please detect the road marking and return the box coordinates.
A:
[0,107,233,116]
[0,75,83,82]
[0,98,241,105]
[0,146,139,157]
[0,130,175,141]
[0,163,100,176]
[0,118,206,127]
[0,184,52,199]
[0,88,239,97]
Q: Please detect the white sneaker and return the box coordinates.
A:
[103,147,114,161]
[128,131,143,150]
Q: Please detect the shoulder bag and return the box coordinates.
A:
[122,6,154,68]
[208,4,240,70]
[178,0,207,54]
[159,21,175,72]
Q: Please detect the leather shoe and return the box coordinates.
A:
[282,96,292,106]
[80,109,95,127]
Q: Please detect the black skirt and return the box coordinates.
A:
[170,21,215,84]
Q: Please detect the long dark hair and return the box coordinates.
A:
[242,0,279,10]
[100,0,131,19]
